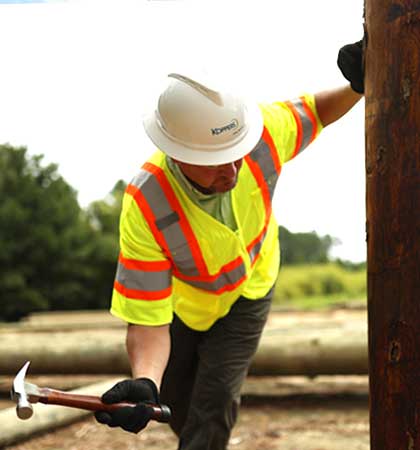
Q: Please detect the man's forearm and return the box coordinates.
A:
[315,84,363,127]
[126,323,171,389]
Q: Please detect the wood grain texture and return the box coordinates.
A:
[365,1,420,448]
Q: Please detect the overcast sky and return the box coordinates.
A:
[0,0,366,261]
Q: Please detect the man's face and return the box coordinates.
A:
[174,159,244,194]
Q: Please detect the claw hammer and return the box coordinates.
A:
[10,361,171,423]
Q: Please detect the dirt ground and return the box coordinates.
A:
[1,308,370,450]
[3,376,369,450]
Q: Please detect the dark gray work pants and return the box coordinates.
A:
[160,290,273,450]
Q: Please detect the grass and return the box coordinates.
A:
[272,293,367,311]
[272,263,367,311]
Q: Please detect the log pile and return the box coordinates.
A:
[0,312,368,376]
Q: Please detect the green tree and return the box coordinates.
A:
[83,180,125,309]
[0,144,113,320]
[279,225,336,265]
[86,179,126,234]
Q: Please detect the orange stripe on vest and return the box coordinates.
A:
[114,280,172,301]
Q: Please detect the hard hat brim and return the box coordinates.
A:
[142,102,264,166]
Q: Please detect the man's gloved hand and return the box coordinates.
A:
[94,378,159,433]
[337,40,365,94]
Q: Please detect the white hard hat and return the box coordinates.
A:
[143,73,263,166]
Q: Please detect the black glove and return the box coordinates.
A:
[337,40,364,94]
[94,378,159,433]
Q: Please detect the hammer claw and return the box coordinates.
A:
[11,361,34,420]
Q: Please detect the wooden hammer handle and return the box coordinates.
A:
[39,388,171,423]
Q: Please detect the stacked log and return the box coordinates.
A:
[0,324,368,376]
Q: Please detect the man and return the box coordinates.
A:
[95,42,364,449]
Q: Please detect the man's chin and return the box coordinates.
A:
[214,181,237,193]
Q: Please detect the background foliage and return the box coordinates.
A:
[274,263,366,309]
[0,144,366,321]
[0,145,121,320]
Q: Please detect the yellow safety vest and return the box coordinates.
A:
[111,94,323,331]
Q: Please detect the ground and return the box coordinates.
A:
[1,308,370,450]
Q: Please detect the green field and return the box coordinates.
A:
[273,263,367,310]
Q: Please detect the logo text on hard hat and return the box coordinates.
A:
[211,119,239,136]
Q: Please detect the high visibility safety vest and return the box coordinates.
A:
[111,94,323,331]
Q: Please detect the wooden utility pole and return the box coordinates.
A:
[365,1,420,448]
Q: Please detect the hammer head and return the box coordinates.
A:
[11,361,34,420]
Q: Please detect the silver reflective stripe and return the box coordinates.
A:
[155,211,179,230]
[248,237,265,265]
[181,261,246,292]
[290,98,315,154]
[116,261,171,292]
[132,169,200,277]
[249,138,279,200]
[246,132,280,262]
